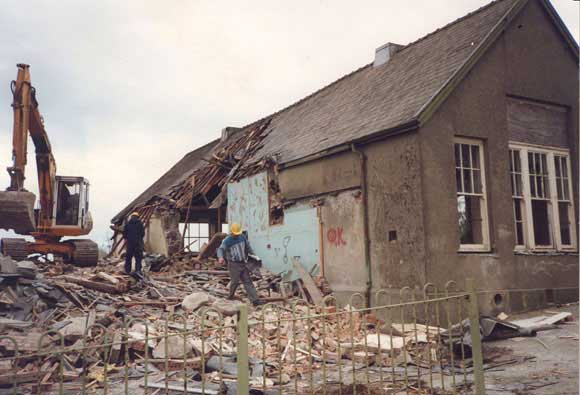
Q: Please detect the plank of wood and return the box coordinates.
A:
[198,232,227,259]
[142,382,218,394]
[117,300,181,307]
[0,333,53,351]
[292,258,323,305]
[0,318,32,329]
[62,275,129,294]
[95,272,119,285]
[0,370,42,385]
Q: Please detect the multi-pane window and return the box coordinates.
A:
[179,222,209,252]
[454,139,489,250]
[509,143,576,251]
[509,150,525,246]
[528,151,552,246]
[555,155,573,246]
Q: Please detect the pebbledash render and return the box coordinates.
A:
[112,0,578,314]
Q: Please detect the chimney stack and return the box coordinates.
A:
[374,42,403,67]
[221,126,241,142]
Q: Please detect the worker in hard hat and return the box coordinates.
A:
[123,212,145,277]
[217,223,265,306]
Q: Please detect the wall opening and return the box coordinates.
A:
[268,167,284,225]
[179,222,209,252]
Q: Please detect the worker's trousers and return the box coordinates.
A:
[125,244,143,274]
[227,261,259,303]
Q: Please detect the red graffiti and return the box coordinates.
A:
[327,227,347,247]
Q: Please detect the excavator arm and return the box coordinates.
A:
[2,64,56,232]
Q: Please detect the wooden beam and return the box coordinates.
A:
[62,275,129,294]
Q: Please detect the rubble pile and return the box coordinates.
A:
[0,249,469,394]
[2,246,570,394]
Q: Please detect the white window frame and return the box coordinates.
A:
[509,149,527,251]
[454,137,491,252]
[509,142,577,252]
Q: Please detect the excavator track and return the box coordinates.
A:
[67,239,99,267]
[0,238,29,261]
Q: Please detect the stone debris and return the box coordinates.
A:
[182,291,214,312]
[0,251,571,393]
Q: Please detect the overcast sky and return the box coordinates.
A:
[0,0,577,248]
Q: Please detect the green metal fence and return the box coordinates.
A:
[0,279,496,395]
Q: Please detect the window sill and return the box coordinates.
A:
[457,247,493,254]
[514,249,578,256]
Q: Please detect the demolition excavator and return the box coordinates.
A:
[0,64,98,266]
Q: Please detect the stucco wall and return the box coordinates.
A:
[320,191,366,299]
[365,133,427,294]
[145,214,168,256]
[418,0,579,310]
[278,151,360,200]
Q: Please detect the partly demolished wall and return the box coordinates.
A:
[227,152,370,302]
[227,171,320,278]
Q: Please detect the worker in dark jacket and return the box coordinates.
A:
[123,212,145,276]
[217,223,264,306]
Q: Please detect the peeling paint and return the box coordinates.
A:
[228,172,319,278]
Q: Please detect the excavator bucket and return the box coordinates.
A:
[0,191,36,234]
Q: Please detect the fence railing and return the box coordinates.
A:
[0,280,491,395]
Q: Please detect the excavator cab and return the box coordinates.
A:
[53,176,92,230]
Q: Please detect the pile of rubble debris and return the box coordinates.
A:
[0,242,575,394]
[0,247,451,394]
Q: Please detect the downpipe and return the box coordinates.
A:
[351,144,372,307]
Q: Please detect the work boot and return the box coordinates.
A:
[131,271,144,281]
[252,299,266,307]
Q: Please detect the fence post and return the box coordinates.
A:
[237,304,250,395]
[466,278,486,395]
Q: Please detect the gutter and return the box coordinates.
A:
[350,144,372,307]
[280,119,419,170]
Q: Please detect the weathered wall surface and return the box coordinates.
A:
[279,151,360,200]
[228,172,320,277]
[504,0,579,221]
[145,214,168,256]
[320,191,366,299]
[143,208,182,256]
[365,133,427,295]
[419,0,579,311]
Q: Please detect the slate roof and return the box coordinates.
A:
[250,0,518,163]
[113,0,522,222]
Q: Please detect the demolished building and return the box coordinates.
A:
[112,0,579,313]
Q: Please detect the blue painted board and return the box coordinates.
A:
[228,172,319,279]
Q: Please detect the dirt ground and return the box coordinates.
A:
[483,304,579,395]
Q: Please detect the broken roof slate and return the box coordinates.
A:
[112,139,219,223]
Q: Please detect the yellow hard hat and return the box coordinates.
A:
[230,223,242,236]
[130,212,140,218]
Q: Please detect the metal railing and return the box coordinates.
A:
[0,280,489,395]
